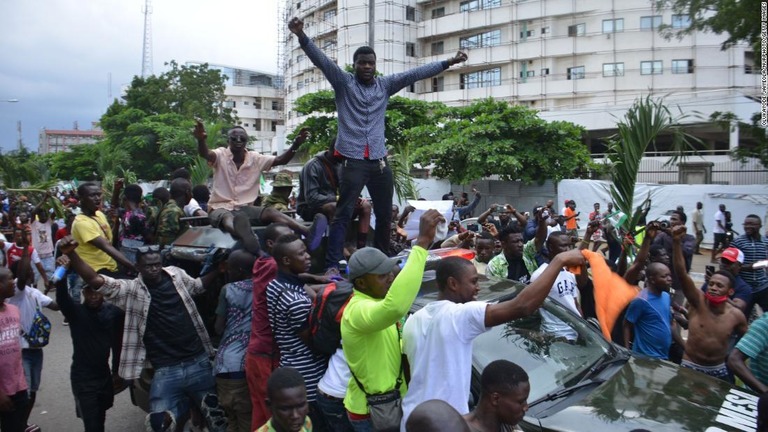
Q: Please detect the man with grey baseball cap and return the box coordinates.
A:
[341,209,444,430]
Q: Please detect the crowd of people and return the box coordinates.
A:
[2,15,768,432]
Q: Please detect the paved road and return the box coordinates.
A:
[29,310,146,431]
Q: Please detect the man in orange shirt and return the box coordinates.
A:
[563,200,580,241]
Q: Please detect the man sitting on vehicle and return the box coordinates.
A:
[59,236,227,431]
[194,121,326,255]
[155,178,192,248]
[463,360,529,432]
[672,225,747,382]
[401,248,586,425]
[297,142,372,251]
[262,172,294,212]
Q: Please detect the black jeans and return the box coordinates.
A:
[326,158,393,268]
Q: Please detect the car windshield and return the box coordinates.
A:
[472,296,613,403]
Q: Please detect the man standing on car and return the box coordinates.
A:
[58,237,227,431]
[401,247,586,425]
[288,16,468,274]
[341,210,443,431]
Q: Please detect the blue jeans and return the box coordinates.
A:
[326,158,393,268]
[22,348,43,393]
[315,391,352,432]
[149,354,218,428]
[348,415,372,432]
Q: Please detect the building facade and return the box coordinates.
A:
[38,127,103,154]
[282,0,763,184]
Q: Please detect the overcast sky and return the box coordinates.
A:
[0,0,280,153]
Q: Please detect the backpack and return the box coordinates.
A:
[23,299,51,348]
[308,280,354,356]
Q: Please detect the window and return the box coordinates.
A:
[431,41,444,55]
[460,30,501,49]
[460,67,501,89]
[323,9,337,20]
[568,23,586,37]
[432,76,444,92]
[406,6,416,21]
[431,7,445,19]
[322,39,337,52]
[672,14,691,29]
[520,30,534,39]
[602,18,624,33]
[254,98,261,109]
[567,66,585,80]
[272,100,280,110]
[243,101,249,105]
[296,2,301,9]
[519,70,535,78]
[254,121,261,131]
[243,123,249,127]
[460,0,500,13]
[224,100,236,108]
[406,42,415,57]
[271,121,277,132]
[297,81,304,89]
[602,63,624,77]
[640,60,663,75]
[640,16,661,30]
[671,59,694,74]
[541,26,550,35]
[541,68,550,76]
[297,54,305,63]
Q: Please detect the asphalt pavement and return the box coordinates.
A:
[29,308,146,432]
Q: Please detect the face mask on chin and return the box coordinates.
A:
[704,292,729,306]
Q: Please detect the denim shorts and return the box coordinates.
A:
[149,354,217,424]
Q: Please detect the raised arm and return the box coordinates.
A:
[290,17,347,87]
[345,210,442,333]
[384,51,467,95]
[273,128,309,167]
[484,250,586,327]
[456,190,481,218]
[54,255,76,319]
[59,236,105,290]
[31,192,52,218]
[624,223,659,285]
[477,205,495,225]
[194,119,216,164]
[533,210,549,252]
[672,225,701,308]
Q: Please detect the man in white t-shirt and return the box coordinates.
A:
[401,249,587,426]
[30,207,55,289]
[712,204,727,263]
[532,232,583,342]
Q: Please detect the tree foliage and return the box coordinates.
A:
[90,61,235,181]
[710,111,768,168]
[409,99,593,185]
[0,147,51,188]
[655,0,761,56]
[606,96,699,248]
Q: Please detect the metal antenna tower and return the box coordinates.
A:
[141,0,154,78]
[276,0,287,90]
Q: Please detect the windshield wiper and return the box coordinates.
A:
[530,379,605,407]
[584,350,630,380]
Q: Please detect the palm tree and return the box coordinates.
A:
[606,96,699,252]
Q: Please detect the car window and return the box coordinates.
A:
[472,297,612,403]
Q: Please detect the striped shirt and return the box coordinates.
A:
[300,34,449,160]
[732,234,768,292]
[735,313,768,388]
[266,271,327,401]
[98,267,213,380]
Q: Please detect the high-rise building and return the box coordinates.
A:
[38,126,103,154]
[283,0,763,184]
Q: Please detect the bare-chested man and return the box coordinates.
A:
[672,225,748,382]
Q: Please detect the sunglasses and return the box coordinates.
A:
[137,245,161,254]
[229,135,248,143]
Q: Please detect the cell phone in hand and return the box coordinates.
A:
[705,265,715,278]
[495,205,506,213]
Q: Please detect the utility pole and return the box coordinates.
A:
[368,0,375,48]
[141,0,154,78]
[16,121,23,151]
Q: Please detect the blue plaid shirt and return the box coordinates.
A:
[299,34,449,160]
